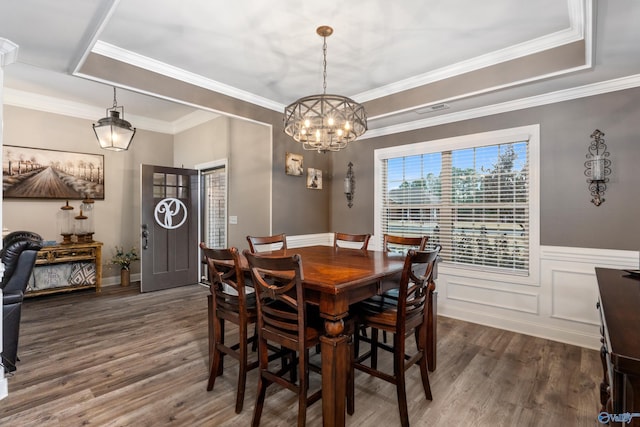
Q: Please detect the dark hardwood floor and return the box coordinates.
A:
[0,284,602,426]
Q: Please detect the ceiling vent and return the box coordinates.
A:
[415,103,450,114]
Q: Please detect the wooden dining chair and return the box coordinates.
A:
[244,250,325,427]
[353,247,441,427]
[359,234,430,347]
[246,233,287,253]
[200,243,259,413]
[333,232,371,250]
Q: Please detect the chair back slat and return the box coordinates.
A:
[246,234,287,253]
[244,250,308,348]
[383,234,429,253]
[334,232,371,250]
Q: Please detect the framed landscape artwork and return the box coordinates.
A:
[307,168,322,190]
[285,152,304,176]
[2,145,105,199]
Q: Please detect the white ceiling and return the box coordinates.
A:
[1,0,640,135]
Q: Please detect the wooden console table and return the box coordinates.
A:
[596,267,640,425]
[27,241,103,297]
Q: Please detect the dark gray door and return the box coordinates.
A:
[140,164,199,292]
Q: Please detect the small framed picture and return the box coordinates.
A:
[285,152,304,176]
[307,168,322,190]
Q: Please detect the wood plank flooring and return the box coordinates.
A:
[0,284,602,426]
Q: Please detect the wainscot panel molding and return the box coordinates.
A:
[287,233,333,248]
[229,236,638,351]
[447,280,539,314]
[438,245,639,350]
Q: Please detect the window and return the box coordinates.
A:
[200,162,227,249]
[375,125,539,280]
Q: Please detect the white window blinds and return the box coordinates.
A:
[381,140,530,274]
[203,166,227,248]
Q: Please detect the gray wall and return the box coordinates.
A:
[80,53,333,238]
[330,87,640,250]
[174,116,272,250]
[2,105,174,278]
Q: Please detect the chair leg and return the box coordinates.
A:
[394,333,410,427]
[207,317,224,391]
[235,323,249,413]
[347,336,355,416]
[252,324,258,352]
[396,374,410,427]
[370,328,379,370]
[252,336,271,427]
[353,324,361,359]
[427,290,437,372]
[251,376,268,427]
[417,324,433,400]
[297,349,309,427]
[207,295,214,369]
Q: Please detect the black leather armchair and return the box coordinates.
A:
[1,231,43,373]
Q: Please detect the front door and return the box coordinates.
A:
[140,164,199,292]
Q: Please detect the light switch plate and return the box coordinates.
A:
[229,215,238,225]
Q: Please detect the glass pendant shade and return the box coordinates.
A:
[93,87,136,151]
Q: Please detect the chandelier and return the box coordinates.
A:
[284,26,367,153]
[93,87,136,151]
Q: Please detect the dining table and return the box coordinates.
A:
[240,244,437,427]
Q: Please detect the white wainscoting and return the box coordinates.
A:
[287,236,637,350]
[196,233,638,351]
[438,245,639,350]
[287,233,333,248]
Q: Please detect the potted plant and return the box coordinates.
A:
[111,246,140,287]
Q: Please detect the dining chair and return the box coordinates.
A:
[200,243,258,413]
[244,250,325,427]
[246,233,287,253]
[353,246,441,427]
[360,234,430,348]
[333,232,371,250]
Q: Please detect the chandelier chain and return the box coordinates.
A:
[112,87,118,108]
[322,36,328,95]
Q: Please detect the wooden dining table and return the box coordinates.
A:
[242,244,434,427]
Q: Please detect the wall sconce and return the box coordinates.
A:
[344,162,355,208]
[584,129,610,206]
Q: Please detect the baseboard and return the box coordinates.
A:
[439,306,601,350]
[101,272,141,287]
[0,375,7,400]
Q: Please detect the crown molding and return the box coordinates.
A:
[6,73,640,139]
[91,41,285,113]
[172,109,220,134]
[0,38,19,68]
[356,0,587,103]
[363,74,640,140]
[3,88,175,134]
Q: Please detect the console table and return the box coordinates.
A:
[27,241,103,297]
[596,267,640,424]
